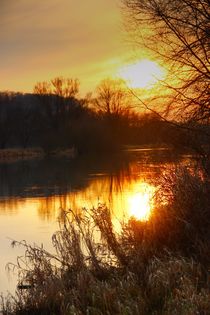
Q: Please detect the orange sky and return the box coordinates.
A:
[0,0,140,95]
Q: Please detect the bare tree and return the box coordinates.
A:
[50,77,79,99]
[93,79,132,117]
[123,0,210,123]
[34,77,80,129]
[34,77,79,98]
[0,92,14,148]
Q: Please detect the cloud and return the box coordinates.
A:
[0,0,129,93]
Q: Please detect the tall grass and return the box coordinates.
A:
[1,166,210,314]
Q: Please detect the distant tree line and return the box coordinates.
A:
[0,76,205,155]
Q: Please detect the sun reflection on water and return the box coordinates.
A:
[127,183,155,221]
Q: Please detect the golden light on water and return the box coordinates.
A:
[118,59,164,89]
[127,183,155,221]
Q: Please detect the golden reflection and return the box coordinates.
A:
[127,183,155,221]
[0,178,156,222]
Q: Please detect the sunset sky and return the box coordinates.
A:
[0,0,143,95]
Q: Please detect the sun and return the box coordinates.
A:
[118,59,164,89]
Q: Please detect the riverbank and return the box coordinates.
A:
[0,147,76,162]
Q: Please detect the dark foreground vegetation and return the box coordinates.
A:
[1,166,210,315]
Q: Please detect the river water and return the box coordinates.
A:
[0,147,194,295]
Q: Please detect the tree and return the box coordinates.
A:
[34,77,80,130]
[0,92,16,149]
[15,101,40,148]
[93,79,132,118]
[34,77,79,98]
[123,0,210,123]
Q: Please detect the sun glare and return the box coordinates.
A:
[119,59,164,89]
[128,183,154,221]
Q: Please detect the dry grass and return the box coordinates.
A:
[1,166,210,314]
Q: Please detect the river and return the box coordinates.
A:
[0,147,194,295]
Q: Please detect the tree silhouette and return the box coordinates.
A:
[0,92,14,148]
[34,77,80,130]
[123,0,210,123]
[93,79,132,118]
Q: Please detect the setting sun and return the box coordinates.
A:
[128,183,154,221]
[118,59,164,89]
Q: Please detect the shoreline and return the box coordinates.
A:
[0,147,76,162]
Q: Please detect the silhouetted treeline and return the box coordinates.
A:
[0,92,42,149]
[0,87,208,155]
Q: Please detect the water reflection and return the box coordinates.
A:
[0,179,156,223]
[0,148,196,294]
[127,183,155,221]
[0,149,194,221]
